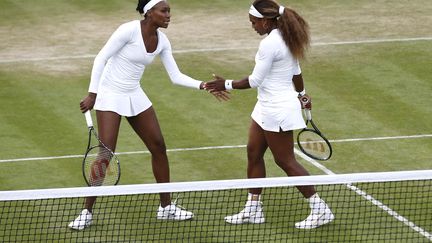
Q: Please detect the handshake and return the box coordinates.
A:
[202,74,312,110]
[201,74,231,102]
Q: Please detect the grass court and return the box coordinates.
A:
[0,0,431,242]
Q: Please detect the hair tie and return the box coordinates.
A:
[279,6,285,15]
[143,0,165,14]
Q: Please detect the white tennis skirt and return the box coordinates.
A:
[251,100,306,132]
[94,86,152,117]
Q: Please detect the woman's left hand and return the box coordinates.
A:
[299,94,312,109]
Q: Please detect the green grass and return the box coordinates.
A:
[0,0,431,242]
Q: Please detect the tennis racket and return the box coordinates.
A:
[297,97,332,161]
[82,111,120,186]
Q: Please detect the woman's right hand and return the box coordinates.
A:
[204,74,226,92]
[79,93,96,113]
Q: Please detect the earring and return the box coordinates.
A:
[262,22,268,31]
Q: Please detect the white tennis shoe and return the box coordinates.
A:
[295,207,334,229]
[225,203,265,224]
[68,209,93,230]
[157,203,194,221]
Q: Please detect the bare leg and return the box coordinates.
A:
[224,120,268,224]
[85,111,121,211]
[127,107,171,207]
[246,120,268,195]
[264,130,316,198]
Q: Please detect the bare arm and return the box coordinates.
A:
[292,73,312,109]
[232,76,251,89]
[204,75,251,92]
[292,74,304,93]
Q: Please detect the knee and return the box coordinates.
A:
[147,138,167,156]
[274,158,296,170]
[247,144,264,164]
[274,158,297,169]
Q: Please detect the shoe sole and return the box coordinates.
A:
[295,213,334,229]
[156,215,194,221]
[68,220,92,231]
[225,217,265,224]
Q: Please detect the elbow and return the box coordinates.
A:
[168,72,183,85]
[93,53,108,66]
[170,77,181,86]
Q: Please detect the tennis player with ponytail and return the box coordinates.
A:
[68,0,227,230]
[205,0,334,229]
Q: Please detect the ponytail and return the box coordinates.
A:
[278,7,310,60]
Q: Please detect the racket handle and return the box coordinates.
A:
[84,110,93,128]
[304,109,312,121]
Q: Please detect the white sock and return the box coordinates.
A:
[247,193,261,203]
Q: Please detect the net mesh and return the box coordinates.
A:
[1,170,431,242]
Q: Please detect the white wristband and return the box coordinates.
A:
[299,89,306,96]
[225,80,233,90]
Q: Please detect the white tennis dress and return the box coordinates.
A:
[249,29,306,132]
[89,20,202,117]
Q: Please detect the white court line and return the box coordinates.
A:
[293,148,432,241]
[0,134,430,163]
[330,134,432,143]
[0,134,430,239]
[0,37,431,64]
[0,34,429,239]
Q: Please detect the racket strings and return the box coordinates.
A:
[298,130,331,160]
[84,146,119,186]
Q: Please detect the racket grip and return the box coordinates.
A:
[304,109,312,121]
[84,110,93,128]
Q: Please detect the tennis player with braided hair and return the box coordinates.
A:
[205,0,334,229]
[68,0,228,230]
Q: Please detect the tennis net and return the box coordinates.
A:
[0,170,431,242]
